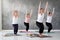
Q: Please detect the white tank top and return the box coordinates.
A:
[46,15,52,23]
[25,17,30,23]
[37,13,44,23]
[12,16,18,24]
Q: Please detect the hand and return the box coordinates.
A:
[46,1,48,6]
[53,8,55,10]
[52,8,55,14]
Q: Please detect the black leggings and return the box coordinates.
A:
[24,22,29,31]
[46,22,52,32]
[36,21,44,34]
[13,24,18,34]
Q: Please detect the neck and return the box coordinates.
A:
[14,15,18,18]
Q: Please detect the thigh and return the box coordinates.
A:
[36,22,40,27]
[46,22,52,27]
[27,23,29,27]
[49,23,52,27]
[46,22,50,27]
[24,22,27,26]
[12,24,16,27]
[13,24,18,28]
[16,24,18,27]
[41,23,44,27]
[24,22,29,26]
[36,21,42,28]
[15,24,18,29]
[39,23,44,29]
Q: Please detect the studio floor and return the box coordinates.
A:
[0,30,60,40]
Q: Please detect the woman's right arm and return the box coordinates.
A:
[52,8,55,15]
[25,10,27,18]
[38,1,41,13]
[44,1,48,13]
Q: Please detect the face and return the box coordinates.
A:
[26,13,30,18]
[14,10,18,16]
[40,8,44,13]
[48,12,52,16]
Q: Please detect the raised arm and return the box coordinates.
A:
[38,1,41,13]
[47,10,49,14]
[25,10,28,17]
[30,9,33,17]
[44,1,48,13]
[52,8,55,15]
[12,10,15,16]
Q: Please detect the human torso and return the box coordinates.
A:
[25,16,30,23]
[46,15,52,23]
[37,13,44,23]
[12,16,18,24]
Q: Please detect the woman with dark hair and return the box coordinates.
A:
[36,1,48,37]
[46,8,55,33]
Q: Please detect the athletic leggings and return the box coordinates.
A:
[13,24,18,34]
[46,22,52,32]
[24,22,29,31]
[36,21,44,34]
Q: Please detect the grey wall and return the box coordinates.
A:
[2,0,60,30]
[0,0,2,30]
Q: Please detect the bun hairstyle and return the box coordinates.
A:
[13,10,18,16]
[14,10,18,13]
[27,12,30,15]
[40,8,44,13]
[40,8,44,10]
[49,12,52,14]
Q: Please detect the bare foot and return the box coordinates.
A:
[39,33,46,38]
[14,34,17,36]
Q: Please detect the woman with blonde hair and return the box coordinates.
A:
[12,10,19,35]
[46,8,55,33]
[24,9,33,32]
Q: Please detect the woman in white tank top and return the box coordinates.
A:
[37,12,44,23]
[12,10,19,35]
[46,8,55,33]
[36,1,48,37]
[24,9,33,32]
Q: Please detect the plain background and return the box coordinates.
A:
[2,0,60,30]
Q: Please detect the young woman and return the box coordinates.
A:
[46,8,55,33]
[12,10,19,35]
[36,1,48,37]
[24,9,32,32]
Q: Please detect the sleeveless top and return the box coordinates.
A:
[37,13,44,23]
[46,15,52,23]
[12,16,18,24]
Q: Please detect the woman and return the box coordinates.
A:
[46,8,55,33]
[24,9,32,32]
[36,1,48,37]
[12,10,19,35]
